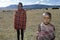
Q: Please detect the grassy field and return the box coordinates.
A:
[0,9,60,40]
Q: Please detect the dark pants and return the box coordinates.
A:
[17,29,24,40]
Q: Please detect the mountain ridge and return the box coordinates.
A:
[0,4,60,10]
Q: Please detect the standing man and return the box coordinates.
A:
[14,2,26,40]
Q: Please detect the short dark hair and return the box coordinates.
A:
[18,2,23,7]
[43,12,52,19]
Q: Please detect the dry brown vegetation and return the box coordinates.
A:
[0,8,60,40]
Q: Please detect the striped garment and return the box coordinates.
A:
[37,23,55,40]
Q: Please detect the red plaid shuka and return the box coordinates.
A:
[14,9,26,30]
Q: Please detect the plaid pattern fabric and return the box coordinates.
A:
[14,9,26,30]
[37,23,55,40]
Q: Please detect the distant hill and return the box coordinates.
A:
[0,4,60,10]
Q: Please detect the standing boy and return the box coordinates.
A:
[14,2,26,40]
[36,12,55,40]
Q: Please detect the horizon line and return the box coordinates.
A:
[0,3,60,7]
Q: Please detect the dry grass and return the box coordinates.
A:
[0,9,60,40]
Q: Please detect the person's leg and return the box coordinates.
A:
[36,36,38,40]
[21,29,24,40]
[17,29,20,40]
[51,38,55,40]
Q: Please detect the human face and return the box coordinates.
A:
[18,4,23,10]
[43,15,51,25]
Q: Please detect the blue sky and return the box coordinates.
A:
[0,0,60,7]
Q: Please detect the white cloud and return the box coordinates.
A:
[20,0,60,5]
[23,0,60,5]
[25,0,50,5]
[23,1,39,5]
[0,0,60,7]
[39,0,60,5]
[39,0,49,2]
[0,0,19,7]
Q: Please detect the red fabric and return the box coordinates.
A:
[14,9,26,30]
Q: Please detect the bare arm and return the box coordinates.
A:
[38,24,41,32]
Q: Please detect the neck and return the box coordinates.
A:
[43,22,50,25]
[18,9,22,10]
